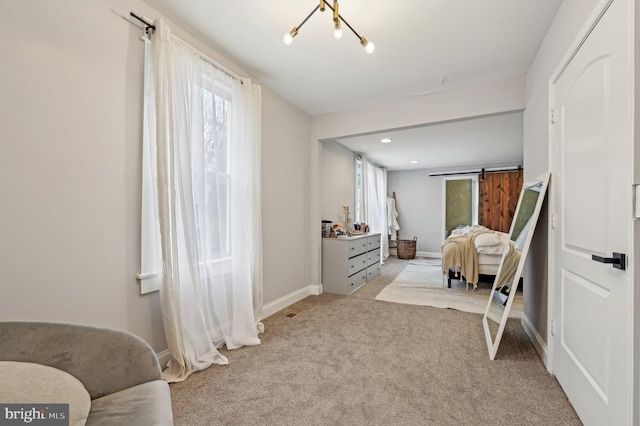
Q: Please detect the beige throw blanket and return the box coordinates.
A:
[495,241,521,290]
[441,231,488,288]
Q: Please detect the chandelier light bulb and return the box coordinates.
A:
[333,22,343,39]
[364,41,375,54]
[332,1,342,39]
[360,37,375,54]
[283,27,298,45]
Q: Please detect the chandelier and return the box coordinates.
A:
[283,0,375,54]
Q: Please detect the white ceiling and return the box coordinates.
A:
[335,111,524,171]
[140,0,561,170]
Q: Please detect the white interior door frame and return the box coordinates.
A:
[547,0,638,421]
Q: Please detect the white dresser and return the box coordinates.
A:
[321,233,381,295]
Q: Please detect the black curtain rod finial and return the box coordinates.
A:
[130,12,156,34]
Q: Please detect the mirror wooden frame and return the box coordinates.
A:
[482,172,550,360]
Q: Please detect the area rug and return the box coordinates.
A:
[375,258,522,318]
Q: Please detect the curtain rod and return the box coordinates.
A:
[428,165,523,178]
[129,11,242,83]
[130,12,155,33]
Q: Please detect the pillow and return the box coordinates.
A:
[0,361,91,426]
[474,232,501,248]
[450,225,491,237]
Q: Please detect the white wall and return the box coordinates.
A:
[261,85,312,303]
[312,76,526,141]
[321,141,355,225]
[387,170,442,254]
[0,0,311,352]
[521,0,600,357]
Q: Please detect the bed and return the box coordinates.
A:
[441,225,510,290]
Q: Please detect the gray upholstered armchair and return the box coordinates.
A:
[0,322,173,425]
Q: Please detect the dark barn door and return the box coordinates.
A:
[478,171,523,234]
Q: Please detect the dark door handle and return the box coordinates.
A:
[591,252,626,270]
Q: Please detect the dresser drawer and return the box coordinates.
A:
[367,234,381,251]
[367,250,380,267]
[348,239,368,257]
[348,270,368,294]
[348,253,368,275]
[367,264,381,280]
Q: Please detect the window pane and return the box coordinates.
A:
[202,86,231,257]
[204,174,230,256]
[203,90,230,175]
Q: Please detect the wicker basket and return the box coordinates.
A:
[397,237,417,259]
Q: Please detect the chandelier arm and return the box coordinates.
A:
[296,4,321,30]
[337,14,362,40]
[322,1,362,39]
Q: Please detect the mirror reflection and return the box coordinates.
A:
[483,173,550,359]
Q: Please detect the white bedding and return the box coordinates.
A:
[478,264,499,278]
[449,225,490,236]
[442,225,506,286]
[476,232,509,254]
[448,226,509,255]
[478,253,503,266]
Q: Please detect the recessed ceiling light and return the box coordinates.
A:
[380,138,392,143]
[410,160,419,164]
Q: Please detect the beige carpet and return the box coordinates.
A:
[169,256,579,426]
[375,258,522,318]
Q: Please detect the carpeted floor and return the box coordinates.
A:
[169,256,581,426]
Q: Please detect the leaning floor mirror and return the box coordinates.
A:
[482,172,550,360]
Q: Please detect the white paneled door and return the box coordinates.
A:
[550,0,633,424]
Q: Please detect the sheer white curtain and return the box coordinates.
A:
[363,159,389,259]
[148,19,262,382]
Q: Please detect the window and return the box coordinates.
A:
[137,39,162,294]
[202,86,231,258]
[137,19,263,377]
[137,45,237,292]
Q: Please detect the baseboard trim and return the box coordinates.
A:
[262,284,321,319]
[388,249,441,259]
[417,251,441,258]
[156,348,173,370]
[521,312,548,368]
